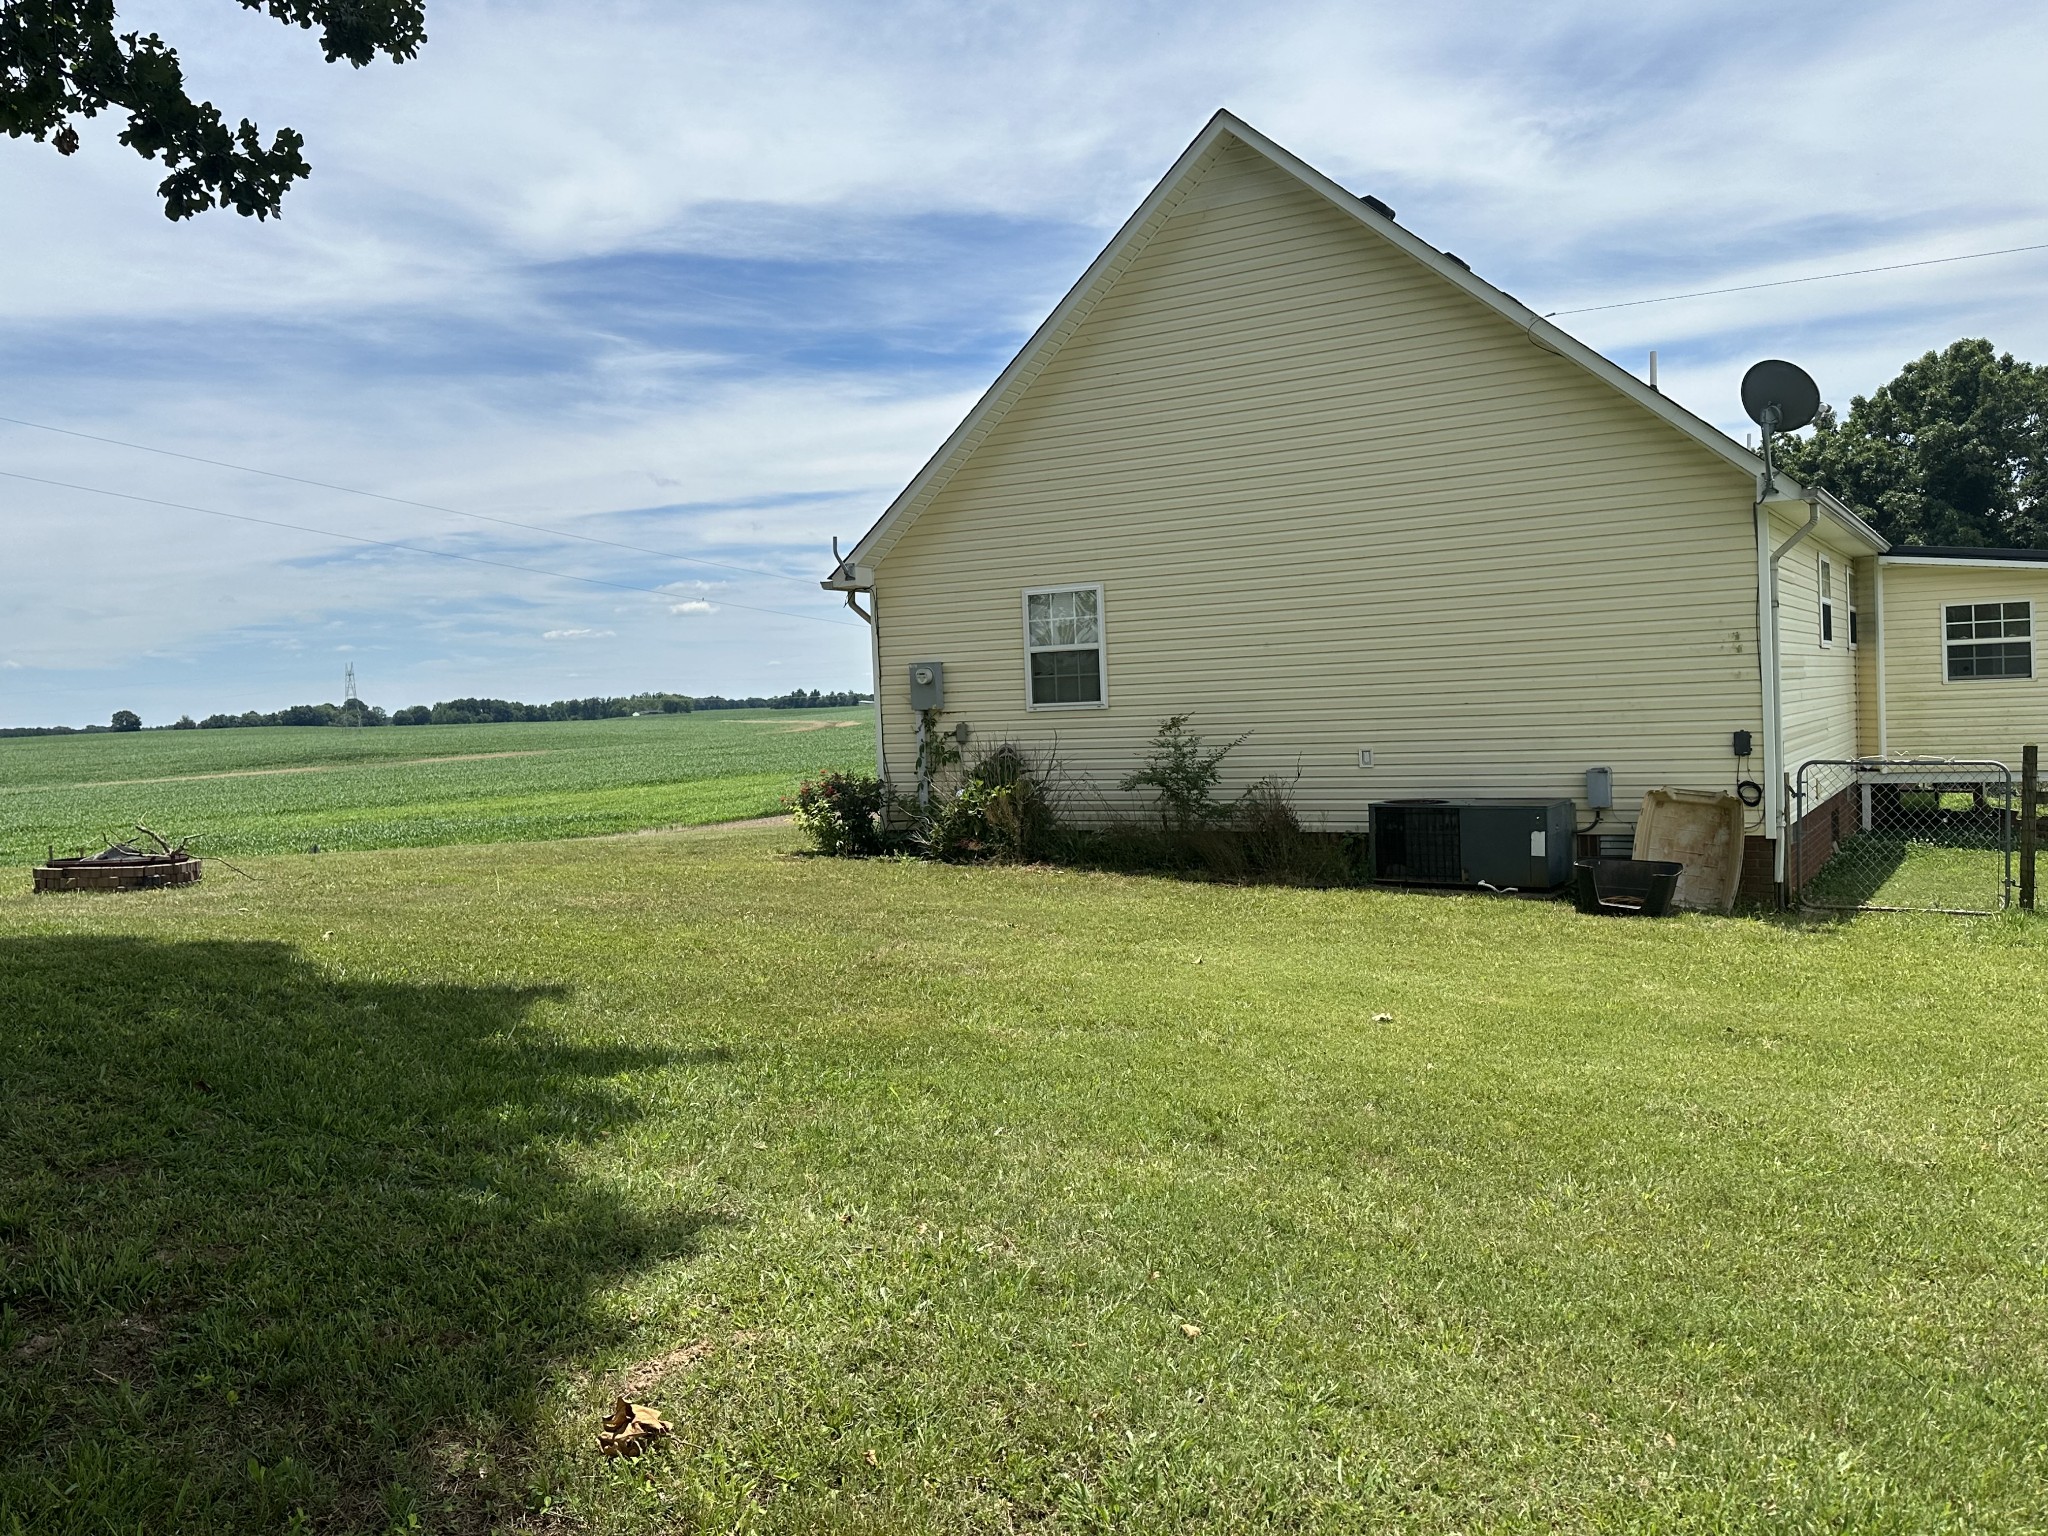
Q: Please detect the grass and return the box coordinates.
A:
[0,711,874,863]
[1800,834,2014,913]
[5,829,2048,1532]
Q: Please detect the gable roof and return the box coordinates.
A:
[826,110,1883,587]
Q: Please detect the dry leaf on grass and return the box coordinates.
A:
[1179,1321,1202,1338]
[597,1397,671,1458]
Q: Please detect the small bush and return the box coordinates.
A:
[1119,714,1248,831]
[788,771,891,856]
[1053,776,1361,887]
[1228,779,1358,885]
[922,743,1060,862]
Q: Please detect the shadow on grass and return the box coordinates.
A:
[0,935,718,1533]
[1795,833,1910,910]
[1796,832,2009,915]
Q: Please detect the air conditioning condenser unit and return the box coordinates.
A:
[1368,799,1574,889]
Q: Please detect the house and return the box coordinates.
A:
[825,110,2048,898]
[1866,548,2048,764]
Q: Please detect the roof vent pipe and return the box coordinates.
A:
[1648,350,1659,392]
[1360,195,1396,220]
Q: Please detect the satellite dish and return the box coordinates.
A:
[1740,359,1820,433]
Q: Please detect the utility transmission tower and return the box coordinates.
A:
[344,662,361,726]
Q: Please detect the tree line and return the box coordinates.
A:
[0,690,871,738]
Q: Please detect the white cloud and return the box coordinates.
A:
[542,628,617,640]
[6,0,2048,725]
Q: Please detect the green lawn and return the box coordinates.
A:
[0,711,874,864]
[1800,834,2015,914]
[4,830,2048,1533]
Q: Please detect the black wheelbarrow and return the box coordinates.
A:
[1573,858,1684,917]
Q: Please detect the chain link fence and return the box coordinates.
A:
[1789,759,2014,914]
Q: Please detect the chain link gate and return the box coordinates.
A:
[1789,758,2015,914]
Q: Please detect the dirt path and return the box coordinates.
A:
[593,815,794,840]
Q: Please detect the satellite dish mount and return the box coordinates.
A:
[1740,359,1820,496]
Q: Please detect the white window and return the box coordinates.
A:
[1022,585,1106,708]
[1848,575,1860,648]
[1818,556,1835,646]
[1945,601,2033,681]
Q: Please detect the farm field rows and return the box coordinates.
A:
[4,826,2047,1532]
[0,709,875,863]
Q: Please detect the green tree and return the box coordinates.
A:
[1,1,425,221]
[1776,339,2048,550]
[109,708,140,731]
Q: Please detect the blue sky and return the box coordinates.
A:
[4,0,2046,727]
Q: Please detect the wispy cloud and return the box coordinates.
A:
[4,0,2045,725]
[542,628,616,640]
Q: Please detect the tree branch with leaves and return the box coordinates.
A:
[1776,338,2048,550]
[0,0,425,220]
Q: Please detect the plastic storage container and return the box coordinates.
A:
[1573,858,1684,917]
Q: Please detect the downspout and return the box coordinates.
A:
[864,587,884,784]
[1873,559,1889,756]
[1762,489,1822,886]
[831,537,884,784]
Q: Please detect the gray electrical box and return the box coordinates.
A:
[908,661,944,711]
[1585,767,1613,809]
[1369,799,1575,889]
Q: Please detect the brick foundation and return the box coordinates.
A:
[1736,835,1779,909]
[1787,786,1856,896]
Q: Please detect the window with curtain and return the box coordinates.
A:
[1023,585,1105,706]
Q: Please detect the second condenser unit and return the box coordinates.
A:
[1368,799,1575,889]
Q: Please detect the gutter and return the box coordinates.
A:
[1761,488,1822,887]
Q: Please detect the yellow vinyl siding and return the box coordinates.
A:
[871,139,1774,835]
[1879,562,2048,762]
[1772,513,1865,772]
[1853,558,1881,755]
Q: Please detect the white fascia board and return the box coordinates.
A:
[1762,488,1887,554]
[1880,555,2048,569]
[832,108,1873,582]
[1214,115,1779,486]
[830,114,1240,583]
[820,564,874,591]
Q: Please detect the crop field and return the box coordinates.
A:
[3,827,2046,1533]
[0,710,874,863]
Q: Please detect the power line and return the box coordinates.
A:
[0,411,820,587]
[1546,239,2048,317]
[0,469,862,630]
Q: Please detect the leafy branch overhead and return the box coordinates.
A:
[0,0,426,220]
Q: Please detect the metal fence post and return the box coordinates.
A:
[2023,744,2039,913]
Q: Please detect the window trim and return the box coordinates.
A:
[1021,582,1110,711]
[1817,553,1836,648]
[1941,597,2034,684]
